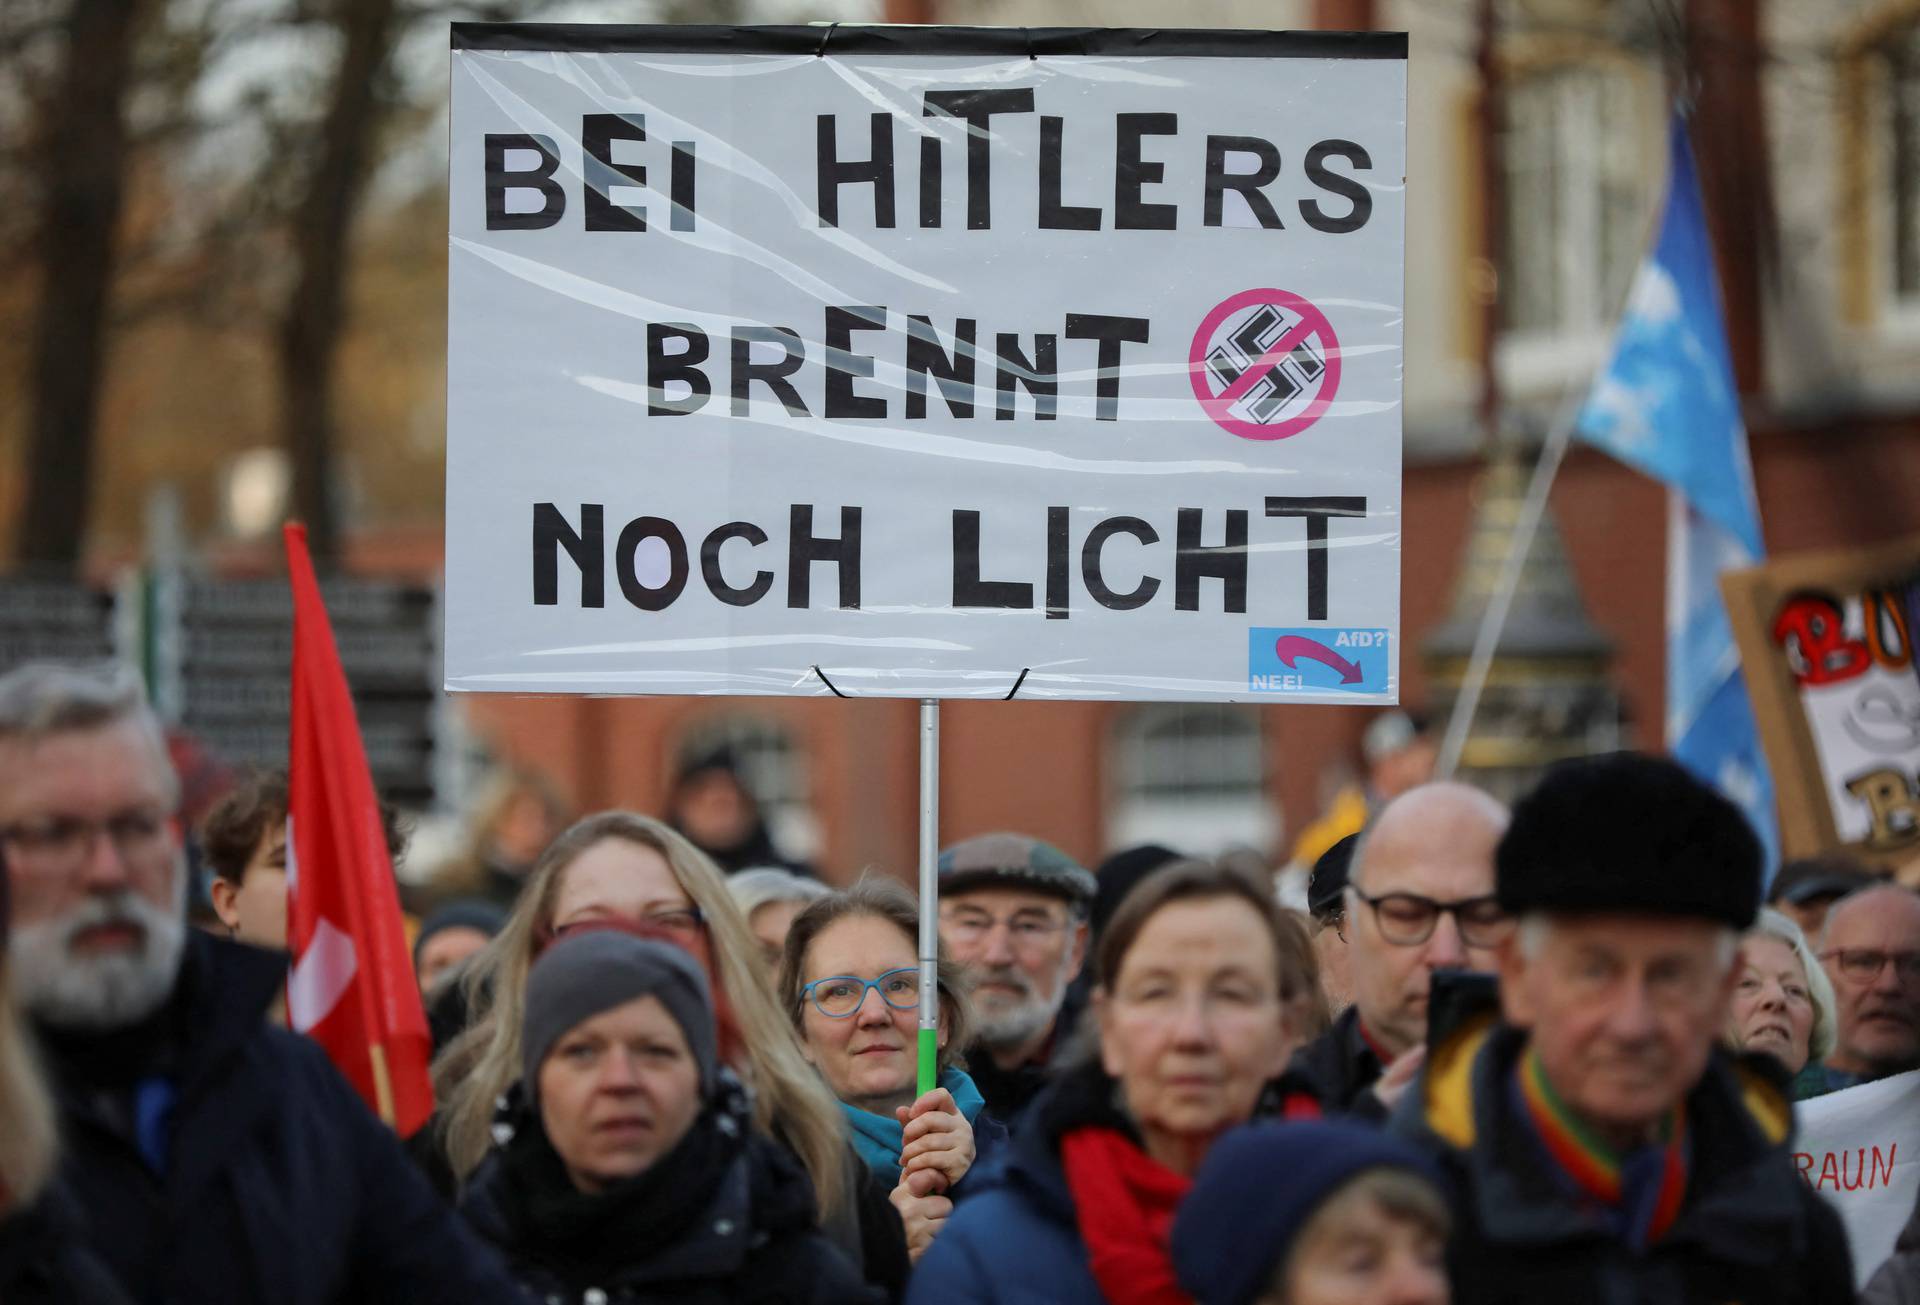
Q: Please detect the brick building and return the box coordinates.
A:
[35,0,1913,881]
[381,0,1909,880]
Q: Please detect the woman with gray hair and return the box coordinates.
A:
[728,867,830,968]
[1724,907,1837,1096]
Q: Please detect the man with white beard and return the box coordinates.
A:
[0,661,518,1305]
[936,833,1096,1125]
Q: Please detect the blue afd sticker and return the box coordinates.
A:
[1248,628,1389,694]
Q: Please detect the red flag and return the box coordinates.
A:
[282,523,434,1135]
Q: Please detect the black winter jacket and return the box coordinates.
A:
[905,1060,1140,1305]
[966,988,1085,1130]
[0,1180,135,1305]
[1391,1016,1853,1305]
[461,1086,882,1305]
[35,932,520,1305]
[1270,1006,1387,1120]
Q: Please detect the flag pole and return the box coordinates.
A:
[368,1044,397,1127]
[1434,112,1681,781]
[1434,397,1582,779]
[917,698,939,1099]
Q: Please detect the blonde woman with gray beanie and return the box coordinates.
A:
[457,926,881,1305]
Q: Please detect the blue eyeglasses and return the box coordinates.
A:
[801,967,920,1018]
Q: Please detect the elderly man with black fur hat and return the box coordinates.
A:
[1392,753,1853,1304]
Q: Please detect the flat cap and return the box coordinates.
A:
[938,832,1095,904]
[1498,752,1762,929]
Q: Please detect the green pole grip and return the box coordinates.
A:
[918,1025,939,1099]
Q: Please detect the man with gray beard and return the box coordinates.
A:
[936,833,1096,1125]
[0,661,518,1305]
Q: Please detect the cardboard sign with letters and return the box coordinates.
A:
[1723,536,1920,864]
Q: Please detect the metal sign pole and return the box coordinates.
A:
[917,697,940,1099]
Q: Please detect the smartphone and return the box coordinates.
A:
[1426,967,1500,1050]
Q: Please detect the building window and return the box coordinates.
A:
[675,715,818,861]
[1107,704,1274,858]
[1498,61,1645,340]
[1879,20,1920,304]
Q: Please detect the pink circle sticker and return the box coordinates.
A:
[1188,288,1342,442]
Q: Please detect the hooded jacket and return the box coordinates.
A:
[34,931,519,1305]
[1391,1015,1853,1305]
[460,1081,880,1305]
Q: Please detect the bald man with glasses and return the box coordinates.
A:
[1276,782,1511,1119]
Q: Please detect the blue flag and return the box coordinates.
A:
[1575,115,1778,871]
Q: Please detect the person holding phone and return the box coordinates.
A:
[1275,783,1510,1120]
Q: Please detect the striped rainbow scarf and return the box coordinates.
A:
[1517,1048,1688,1250]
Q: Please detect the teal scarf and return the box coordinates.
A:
[841,1068,987,1179]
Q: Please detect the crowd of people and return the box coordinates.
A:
[1,659,1918,1303]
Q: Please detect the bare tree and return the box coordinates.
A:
[17,0,146,568]
[277,0,401,567]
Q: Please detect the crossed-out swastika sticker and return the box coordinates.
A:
[1188,288,1342,441]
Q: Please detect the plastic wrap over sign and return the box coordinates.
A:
[446,25,1406,700]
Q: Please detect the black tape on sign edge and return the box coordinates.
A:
[448,24,1408,61]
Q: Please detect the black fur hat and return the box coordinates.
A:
[1497,752,1762,929]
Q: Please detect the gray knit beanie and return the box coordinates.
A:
[521,931,718,1104]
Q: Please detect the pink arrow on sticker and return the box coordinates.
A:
[1274,635,1364,685]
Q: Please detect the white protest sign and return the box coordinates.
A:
[444,25,1406,701]
[1794,1069,1920,1287]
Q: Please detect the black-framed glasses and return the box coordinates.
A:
[1311,909,1347,943]
[1822,948,1920,986]
[1345,886,1513,948]
[802,967,919,1018]
[0,809,172,871]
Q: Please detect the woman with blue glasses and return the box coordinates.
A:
[780,878,1010,1262]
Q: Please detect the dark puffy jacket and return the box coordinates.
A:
[956,1111,1013,1199]
[36,932,521,1305]
[1391,1016,1854,1305]
[461,1101,881,1305]
[904,1064,1125,1305]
